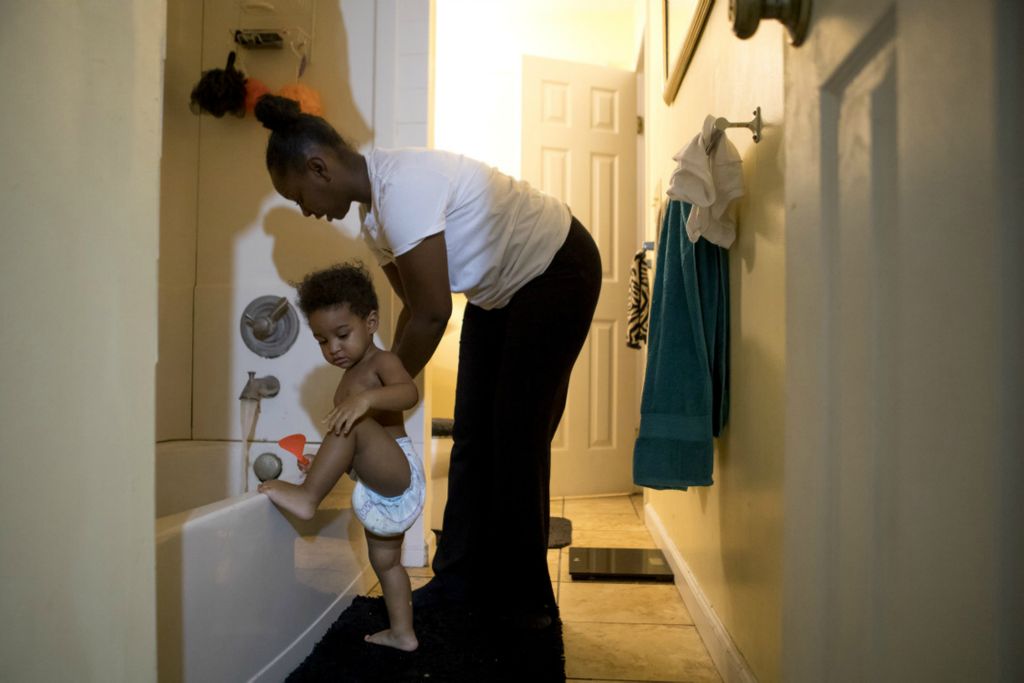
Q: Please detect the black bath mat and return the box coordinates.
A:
[287,596,566,682]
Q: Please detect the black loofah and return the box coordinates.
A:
[189,51,247,118]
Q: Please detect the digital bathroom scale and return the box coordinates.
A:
[567,547,674,582]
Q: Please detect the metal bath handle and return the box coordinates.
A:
[244,296,290,341]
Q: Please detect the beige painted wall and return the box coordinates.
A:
[642,1,786,680]
[157,0,203,441]
[0,1,164,680]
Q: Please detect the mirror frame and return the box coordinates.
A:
[663,0,715,104]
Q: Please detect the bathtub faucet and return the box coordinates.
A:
[239,371,280,400]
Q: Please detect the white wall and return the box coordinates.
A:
[434,0,642,178]
[0,1,164,680]
[430,0,643,419]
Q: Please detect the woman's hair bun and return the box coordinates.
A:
[254,94,303,132]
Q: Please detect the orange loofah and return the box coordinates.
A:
[244,78,272,114]
[278,83,324,116]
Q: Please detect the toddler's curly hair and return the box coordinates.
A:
[295,261,378,319]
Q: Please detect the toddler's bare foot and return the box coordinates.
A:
[257,480,317,520]
[364,628,418,652]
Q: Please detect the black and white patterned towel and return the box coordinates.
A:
[626,248,650,349]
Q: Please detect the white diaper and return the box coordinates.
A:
[351,437,425,537]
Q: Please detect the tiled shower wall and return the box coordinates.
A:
[158,0,432,562]
[158,0,430,444]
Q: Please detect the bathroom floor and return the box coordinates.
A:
[369,493,722,682]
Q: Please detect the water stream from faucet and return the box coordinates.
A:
[239,398,259,492]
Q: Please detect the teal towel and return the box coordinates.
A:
[633,201,729,490]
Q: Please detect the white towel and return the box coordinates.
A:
[666,115,744,249]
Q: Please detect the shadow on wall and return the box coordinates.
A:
[263,207,364,285]
[314,0,373,148]
[733,123,784,276]
[258,0,377,286]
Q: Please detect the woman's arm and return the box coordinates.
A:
[381,263,410,347]
[385,232,452,379]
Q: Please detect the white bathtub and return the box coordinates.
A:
[155,441,374,682]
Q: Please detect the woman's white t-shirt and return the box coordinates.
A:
[358,148,571,310]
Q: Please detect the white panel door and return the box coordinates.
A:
[784,0,1019,680]
[522,55,638,497]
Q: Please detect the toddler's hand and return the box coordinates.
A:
[323,395,371,436]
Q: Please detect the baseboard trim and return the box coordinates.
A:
[644,502,759,683]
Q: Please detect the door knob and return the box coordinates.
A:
[729,0,812,46]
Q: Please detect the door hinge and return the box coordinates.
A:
[636,115,645,135]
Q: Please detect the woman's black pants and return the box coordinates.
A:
[431,217,602,615]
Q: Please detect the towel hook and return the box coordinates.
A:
[715,106,762,143]
[703,107,762,155]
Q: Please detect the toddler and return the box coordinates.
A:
[259,262,423,652]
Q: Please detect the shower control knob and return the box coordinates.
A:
[244,297,291,340]
[240,295,300,358]
[245,314,272,340]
